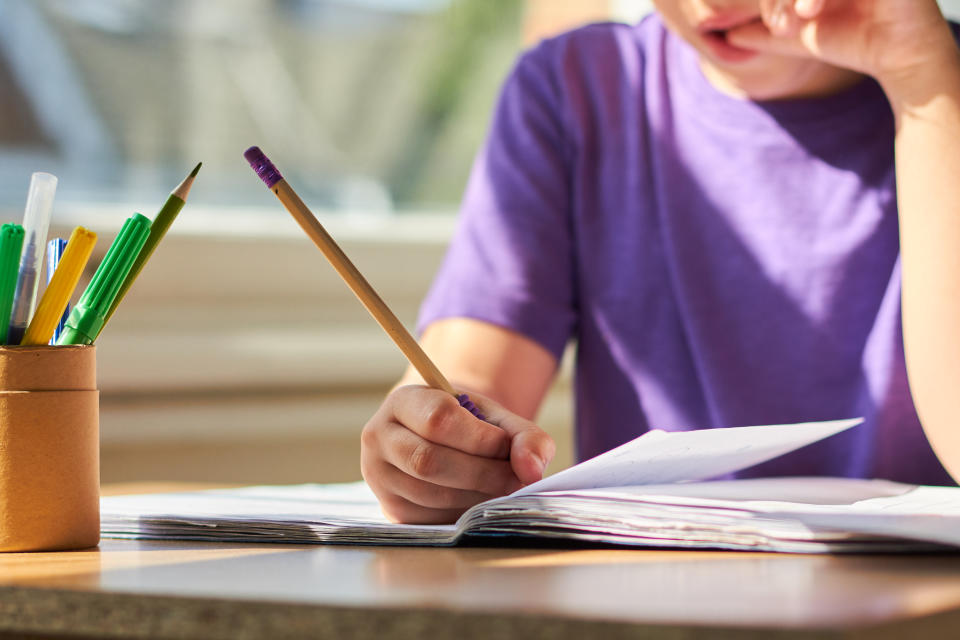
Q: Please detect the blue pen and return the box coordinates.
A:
[46,238,68,344]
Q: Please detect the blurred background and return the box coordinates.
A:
[0,0,957,486]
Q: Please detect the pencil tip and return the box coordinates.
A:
[172,162,202,200]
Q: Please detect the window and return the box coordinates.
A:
[0,0,528,213]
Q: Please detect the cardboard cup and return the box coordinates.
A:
[0,346,99,552]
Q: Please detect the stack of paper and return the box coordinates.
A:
[460,478,959,552]
[100,418,960,553]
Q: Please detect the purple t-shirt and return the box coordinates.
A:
[419,15,954,486]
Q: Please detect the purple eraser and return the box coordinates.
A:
[244,146,283,188]
[457,393,486,422]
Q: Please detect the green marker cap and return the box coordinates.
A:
[58,213,151,345]
[0,224,25,343]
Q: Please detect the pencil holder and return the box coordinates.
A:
[0,345,99,552]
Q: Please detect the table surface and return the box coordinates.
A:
[1,486,960,640]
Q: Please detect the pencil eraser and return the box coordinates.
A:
[244,146,283,188]
[457,393,486,422]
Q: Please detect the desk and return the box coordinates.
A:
[3,541,960,639]
[2,487,960,640]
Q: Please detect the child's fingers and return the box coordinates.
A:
[759,0,797,36]
[377,461,498,510]
[794,0,827,20]
[388,385,511,459]
[758,0,830,39]
[761,0,829,35]
[374,490,469,525]
[726,17,813,59]
[466,394,557,487]
[508,429,556,486]
[379,420,522,496]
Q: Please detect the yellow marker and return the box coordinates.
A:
[21,227,97,346]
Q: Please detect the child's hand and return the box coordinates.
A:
[728,0,957,95]
[360,385,555,524]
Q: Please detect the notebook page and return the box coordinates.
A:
[101,481,459,544]
[513,418,862,496]
[574,476,916,506]
[742,485,960,547]
[102,482,382,519]
[466,477,957,551]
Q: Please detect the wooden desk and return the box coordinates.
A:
[2,539,960,640]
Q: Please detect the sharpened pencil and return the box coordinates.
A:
[100,162,201,332]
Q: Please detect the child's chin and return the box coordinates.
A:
[700,59,814,101]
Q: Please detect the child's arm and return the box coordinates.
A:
[732,0,960,481]
[361,318,557,523]
[893,56,960,484]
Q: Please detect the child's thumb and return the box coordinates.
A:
[462,391,556,487]
[506,423,556,486]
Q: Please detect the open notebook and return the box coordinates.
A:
[100,418,960,553]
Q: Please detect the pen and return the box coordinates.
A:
[244,146,485,420]
[46,238,68,344]
[0,224,25,344]
[57,214,151,346]
[102,162,201,329]
[8,172,57,344]
[22,228,97,346]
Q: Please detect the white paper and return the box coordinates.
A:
[759,485,960,547]
[101,481,459,545]
[467,477,960,551]
[513,418,862,496]
[104,417,960,554]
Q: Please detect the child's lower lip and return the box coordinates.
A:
[702,31,758,63]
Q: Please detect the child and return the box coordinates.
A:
[361,0,960,524]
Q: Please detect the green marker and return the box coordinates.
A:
[57,213,152,346]
[0,224,25,344]
[102,162,201,329]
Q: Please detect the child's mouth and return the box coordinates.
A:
[701,28,759,63]
[705,29,730,43]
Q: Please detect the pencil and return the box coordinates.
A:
[243,146,485,420]
[21,227,97,346]
[101,162,201,330]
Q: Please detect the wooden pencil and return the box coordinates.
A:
[243,146,476,411]
[101,162,202,330]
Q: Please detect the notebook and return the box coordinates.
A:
[99,418,960,553]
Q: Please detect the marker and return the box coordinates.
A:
[57,214,151,346]
[8,172,57,344]
[102,162,201,329]
[244,146,485,421]
[22,228,97,346]
[0,224,25,344]
[45,238,68,343]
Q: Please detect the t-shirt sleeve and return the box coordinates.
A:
[417,43,576,362]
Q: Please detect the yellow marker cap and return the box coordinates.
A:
[21,226,97,346]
